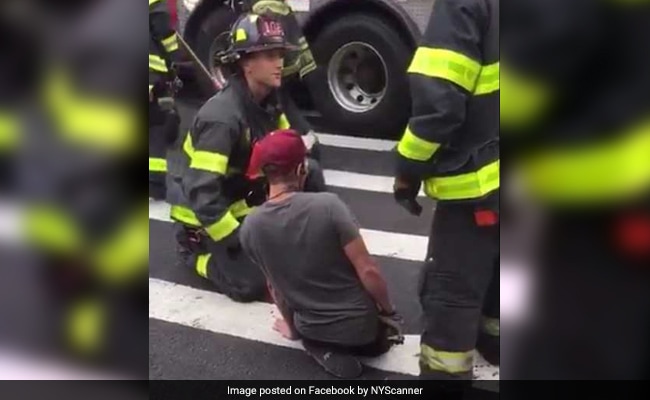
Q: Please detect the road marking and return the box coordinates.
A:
[324,169,425,197]
[149,201,428,262]
[317,133,397,152]
[149,277,499,379]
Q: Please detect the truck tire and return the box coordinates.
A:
[310,14,412,139]
[192,5,238,96]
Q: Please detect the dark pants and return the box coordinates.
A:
[301,320,393,358]
[419,193,500,380]
[174,224,267,303]
[149,101,179,199]
[512,207,650,380]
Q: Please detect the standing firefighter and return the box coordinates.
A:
[149,0,181,200]
[167,12,326,302]
[393,0,500,382]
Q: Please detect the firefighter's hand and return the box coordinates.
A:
[393,177,423,216]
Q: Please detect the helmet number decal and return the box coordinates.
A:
[259,19,284,38]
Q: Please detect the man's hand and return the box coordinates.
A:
[393,177,423,216]
[378,310,405,345]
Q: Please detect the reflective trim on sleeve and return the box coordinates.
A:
[24,205,82,254]
[481,317,500,337]
[149,54,169,73]
[408,47,481,92]
[424,160,500,200]
[149,0,162,5]
[521,121,650,204]
[170,204,202,227]
[170,202,249,239]
[196,254,211,278]
[183,133,229,174]
[278,113,291,129]
[92,208,149,284]
[162,33,179,53]
[420,344,474,374]
[397,125,441,161]
[474,62,499,95]
[44,69,138,153]
[149,157,168,172]
[205,211,240,242]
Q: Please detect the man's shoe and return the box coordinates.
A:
[303,341,362,379]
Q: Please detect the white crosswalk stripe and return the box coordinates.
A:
[149,130,500,380]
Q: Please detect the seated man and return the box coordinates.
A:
[166,13,326,302]
[240,130,404,379]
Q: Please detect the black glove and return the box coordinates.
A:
[245,179,268,207]
[393,178,423,216]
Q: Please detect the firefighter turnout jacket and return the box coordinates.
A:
[396,0,499,202]
[167,76,293,242]
[149,0,180,95]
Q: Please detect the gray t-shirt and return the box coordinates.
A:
[240,192,379,346]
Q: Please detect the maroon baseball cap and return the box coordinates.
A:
[246,129,307,179]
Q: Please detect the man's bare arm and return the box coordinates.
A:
[344,237,394,314]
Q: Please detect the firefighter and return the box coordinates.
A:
[392,0,500,382]
[20,0,147,376]
[149,0,181,200]
[166,12,326,303]
[501,0,650,380]
[248,0,321,159]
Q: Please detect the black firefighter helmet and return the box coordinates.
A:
[217,12,298,64]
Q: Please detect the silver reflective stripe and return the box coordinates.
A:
[481,317,500,336]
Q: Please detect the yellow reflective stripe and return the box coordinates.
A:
[92,209,149,284]
[424,160,500,200]
[0,113,19,149]
[397,125,440,161]
[299,50,317,78]
[481,317,500,337]
[196,254,211,278]
[149,54,169,73]
[149,0,162,5]
[230,199,254,218]
[475,62,499,95]
[24,206,82,253]
[170,204,201,227]
[500,65,551,129]
[278,113,290,129]
[149,157,168,172]
[408,48,481,92]
[162,33,179,53]
[521,121,650,203]
[283,58,302,76]
[205,211,240,241]
[420,344,473,374]
[171,202,250,230]
[67,299,105,355]
[44,70,137,153]
[183,133,229,174]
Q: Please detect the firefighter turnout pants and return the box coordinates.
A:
[174,224,268,303]
[149,100,178,199]
[419,193,500,380]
